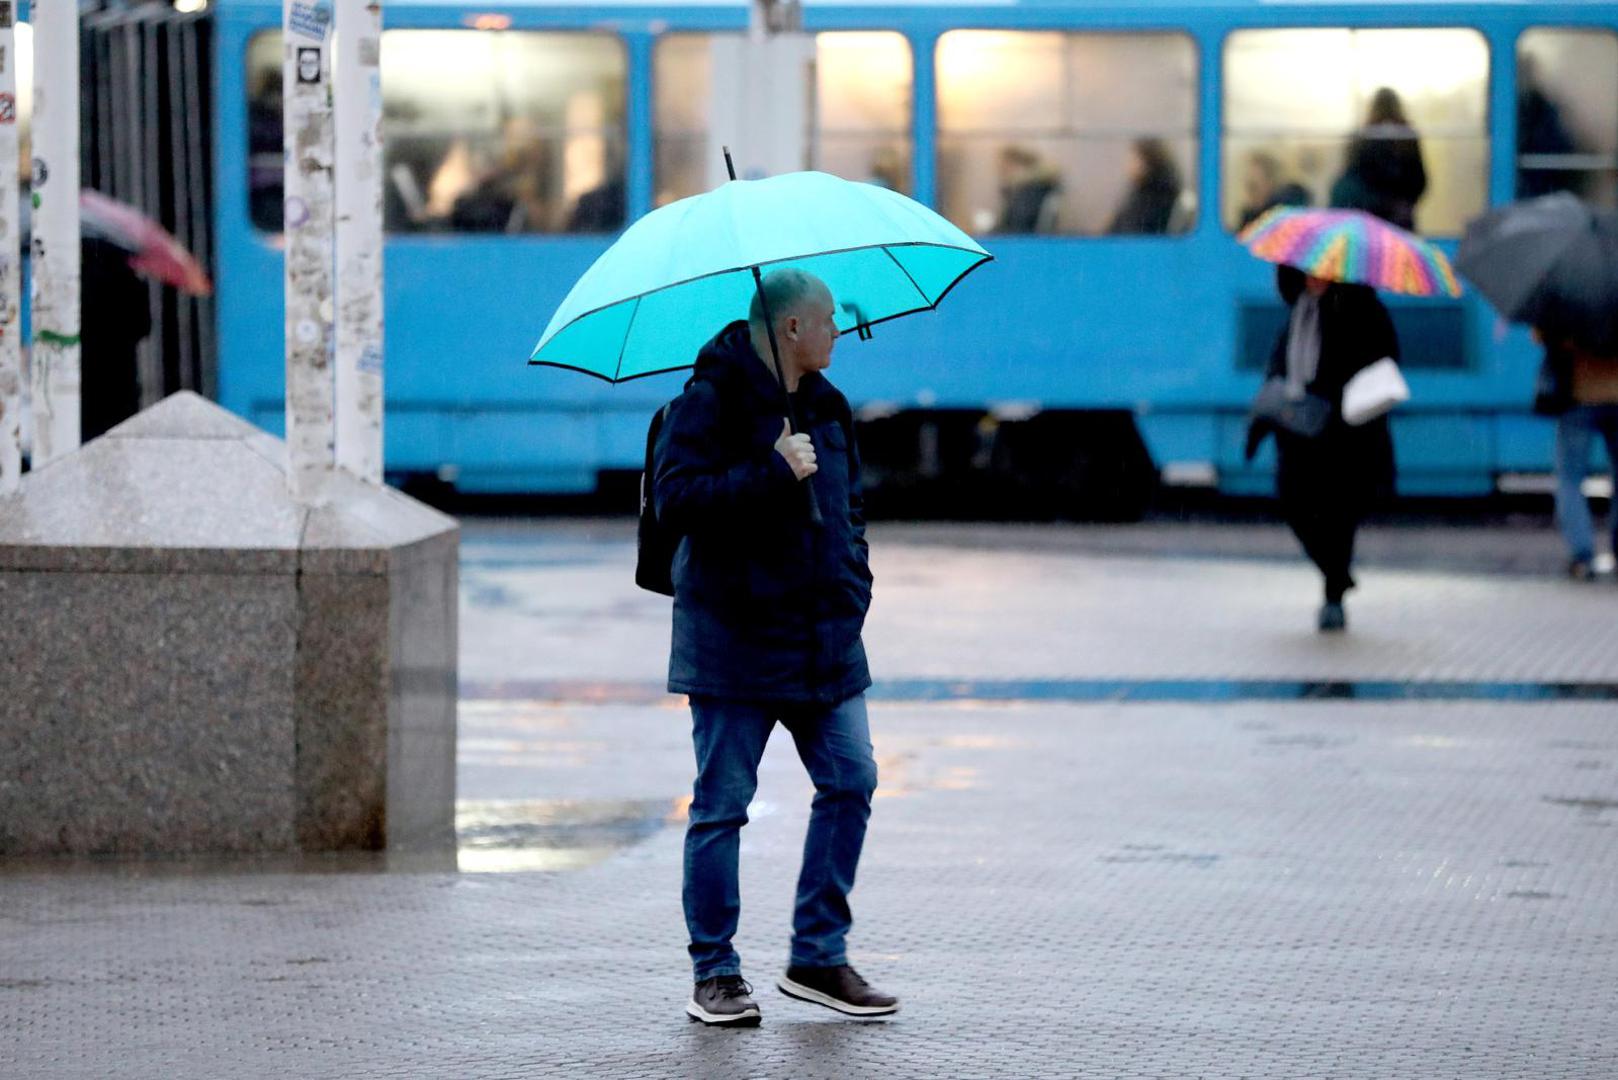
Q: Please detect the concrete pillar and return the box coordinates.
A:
[28,0,80,466]
[334,0,383,484]
[283,0,336,502]
[0,3,22,493]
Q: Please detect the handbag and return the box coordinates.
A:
[1341,357,1410,426]
[1251,378,1330,439]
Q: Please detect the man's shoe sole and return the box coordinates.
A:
[776,975,899,1017]
[685,1000,762,1027]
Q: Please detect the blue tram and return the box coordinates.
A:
[208,0,1618,508]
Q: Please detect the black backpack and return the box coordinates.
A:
[635,402,677,596]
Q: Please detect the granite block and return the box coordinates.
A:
[385,539,458,851]
[0,391,459,856]
[0,571,300,854]
[294,570,391,851]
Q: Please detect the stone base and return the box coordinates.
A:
[0,393,458,855]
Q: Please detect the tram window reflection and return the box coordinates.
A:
[15,22,33,195]
[935,30,1198,237]
[245,29,627,234]
[652,31,913,206]
[1517,28,1618,209]
[1222,28,1489,236]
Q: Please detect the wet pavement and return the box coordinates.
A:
[5,519,1618,1078]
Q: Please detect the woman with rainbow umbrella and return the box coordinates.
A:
[1237,206,1461,632]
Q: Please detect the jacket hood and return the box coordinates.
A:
[687,319,835,411]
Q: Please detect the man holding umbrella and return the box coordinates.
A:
[653,268,898,1026]
[527,164,989,1025]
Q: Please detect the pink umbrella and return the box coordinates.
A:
[79,189,213,297]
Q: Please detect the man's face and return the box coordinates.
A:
[786,288,839,374]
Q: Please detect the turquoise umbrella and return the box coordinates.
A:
[529,169,993,383]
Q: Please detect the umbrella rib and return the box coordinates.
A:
[533,239,989,358]
[882,246,933,308]
[614,296,643,382]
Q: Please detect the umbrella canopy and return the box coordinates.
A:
[1455,193,1618,355]
[530,171,992,382]
[79,189,213,297]
[1238,206,1461,298]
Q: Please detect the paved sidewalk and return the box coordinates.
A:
[4,523,1617,1079]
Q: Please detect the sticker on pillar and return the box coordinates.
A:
[359,344,383,375]
[30,158,45,189]
[297,47,323,84]
[296,320,321,345]
[287,1,332,41]
[285,196,310,228]
[358,36,380,67]
[0,94,14,124]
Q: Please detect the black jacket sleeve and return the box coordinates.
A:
[652,383,796,535]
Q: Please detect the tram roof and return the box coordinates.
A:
[207,0,1618,11]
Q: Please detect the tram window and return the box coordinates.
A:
[1222,28,1489,236]
[15,22,33,192]
[1517,28,1618,209]
[935,31,1198,237]
[652,31,913,206]
[246,29,627,234]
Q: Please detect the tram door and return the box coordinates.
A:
[79,6,214,407]
[704,0,814,186]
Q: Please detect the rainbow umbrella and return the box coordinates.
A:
[1238,206,1461,298]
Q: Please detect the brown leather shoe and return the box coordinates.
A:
[687,975,762,1026]
[777,965,898,1017]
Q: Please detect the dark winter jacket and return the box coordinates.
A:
[652,320,873,704]
[1249,267,1398,502]
[1108,169,1182,236]
[1331,124,1427,231]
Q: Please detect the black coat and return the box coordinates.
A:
[1252,268,1398,503]
[1331,125,1427,231]
[1108,171,1182,236]
[652,321,873,704]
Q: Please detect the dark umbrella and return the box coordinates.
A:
[1456,193,1618,354]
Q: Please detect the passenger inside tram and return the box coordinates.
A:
[1329,87,1428,231]
[1107,137,1185,236]
[1238,151,1312,229]
[994,145,1062,234]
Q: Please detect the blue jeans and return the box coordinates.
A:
[683,693,877,982]
[1554,406,1618,562]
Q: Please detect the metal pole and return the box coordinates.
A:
[333,0,383,483]
[283,0,336,501]
[0,2,21,492]
[724,146,821,525]
[30,0,82,465]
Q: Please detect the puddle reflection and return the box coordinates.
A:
[456,797,680,874]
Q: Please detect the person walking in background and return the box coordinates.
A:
[653,268,898,1027]
[79,237,152,442]
[1331,88,1427,231]
[1535,331,1618,579]
[1107,138,1184,236]
[1247,266,1399,631]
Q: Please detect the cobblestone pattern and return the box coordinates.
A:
[6,700,1618,1078]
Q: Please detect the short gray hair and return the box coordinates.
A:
[748,268,828,328]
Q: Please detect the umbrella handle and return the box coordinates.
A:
[794,421,825,528]
[749,261,823,527]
